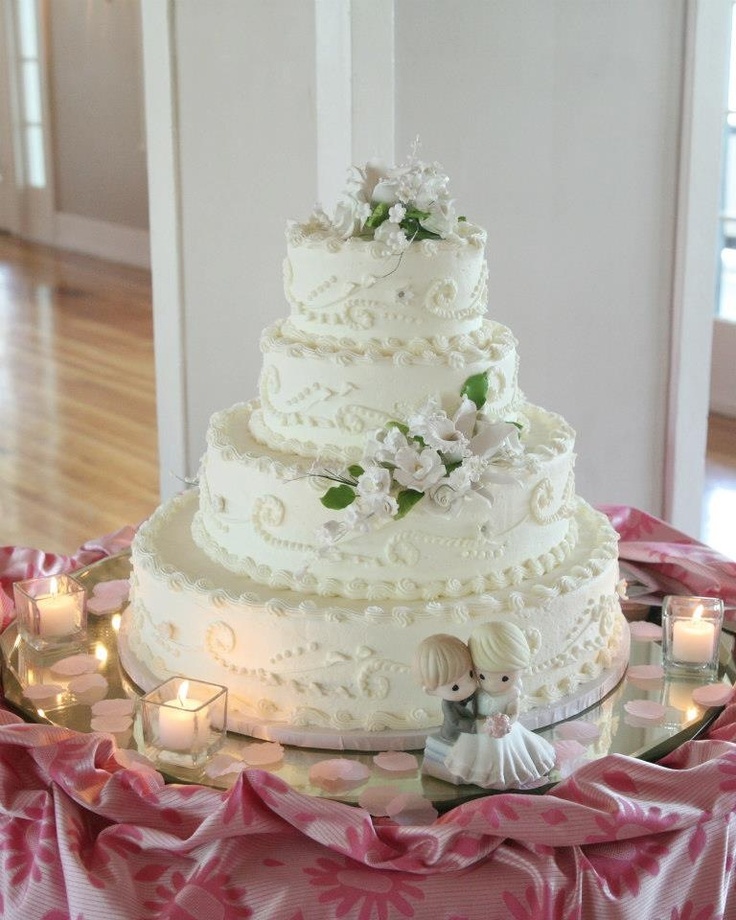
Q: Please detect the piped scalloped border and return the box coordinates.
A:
[133,490,618,613]
[260,318,517,365]
[191,505,581,602]
[205,399,575,479]
[286,219,487,252]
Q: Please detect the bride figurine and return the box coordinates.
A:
[443,621,556,789]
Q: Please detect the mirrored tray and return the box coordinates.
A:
[1,552,734,812]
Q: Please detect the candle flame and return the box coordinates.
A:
[177,680,190,706]
[693,604,704,622]
[49,576,58,595]
[94,643,108,665]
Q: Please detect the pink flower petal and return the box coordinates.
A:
[50,654,100,676]
[555,720,600,743]
[692,683,734,707]
[385,792,438,825]
[91,698,135,717]
[358,785,400,816]
[92,579,130,599]
[308,758,371,792]
[242,742,284,766]
[624,699,666,721]
[69,673,108,693]
[87,579,130,614]
[372,751,419,773]
[23,683,64,703]
[205,753,247,778]
[628,622,663,640]
[69,673,108,704]
[554,739,586,761]
[553,739,588,778]
[627,664,665,681]
[90,715,133,734]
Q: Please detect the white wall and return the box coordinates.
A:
[392,1,685,513]
[47,0,148,230]
[142,0,708,530]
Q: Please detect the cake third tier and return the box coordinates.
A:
[192,399,577,601]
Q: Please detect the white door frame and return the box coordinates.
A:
[665,0,731,535]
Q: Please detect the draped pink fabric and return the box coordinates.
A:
[1,508,735,920]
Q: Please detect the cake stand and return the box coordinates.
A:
[1,551,733,812]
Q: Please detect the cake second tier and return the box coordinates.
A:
[192,400,578,601]
[253,317,521,460]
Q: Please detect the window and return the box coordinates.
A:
[14,0,45,188]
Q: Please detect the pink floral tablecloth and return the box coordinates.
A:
[1,507,736,920]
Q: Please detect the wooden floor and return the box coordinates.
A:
[0,234,159,553]
[703,413,736,560]
[0,234,735,559]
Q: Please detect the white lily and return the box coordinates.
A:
[469,419,521,461]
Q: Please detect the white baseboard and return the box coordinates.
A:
[54,212,151,269]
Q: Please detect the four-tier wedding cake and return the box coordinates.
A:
[125,153,627,749]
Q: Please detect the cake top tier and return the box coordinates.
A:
[284,153,489,341]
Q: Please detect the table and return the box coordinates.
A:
[1,506,736,919]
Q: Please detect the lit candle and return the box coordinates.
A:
[37,579,79,638]
[158,681,208,751]
[671,604,716,664]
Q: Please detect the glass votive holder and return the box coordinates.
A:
[661,595,724,675]
[140,677,227,770]
[13,574,87,651]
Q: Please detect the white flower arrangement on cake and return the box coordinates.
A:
[307,146,465,254]
[313,371,523,550]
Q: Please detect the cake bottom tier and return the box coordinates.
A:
[126,490,628,750]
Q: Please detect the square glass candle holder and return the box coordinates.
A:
[140,677,227,770]
[13,574,87,651]
[662,595,724,675]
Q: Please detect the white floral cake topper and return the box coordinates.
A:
[312,371,523,550]
[309,143,465,254]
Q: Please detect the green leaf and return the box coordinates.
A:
[400,215,441,242]
[347,464,365,479]
[461,371,489,409]
[320,484,356,510]
[365,202,390,230]
[386,420,410,436]
[404,207,431,221]
[395,489,424,519]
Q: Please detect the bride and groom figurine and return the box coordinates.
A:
[414,621,556,789]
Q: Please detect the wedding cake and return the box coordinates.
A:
[125,153,627,749]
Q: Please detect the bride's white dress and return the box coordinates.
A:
[443,688,556,788]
